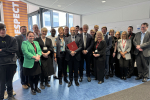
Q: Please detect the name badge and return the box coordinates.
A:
[95,50,98,53]
[43,47,48,50]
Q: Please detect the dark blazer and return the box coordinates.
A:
[79,33,94,55]
[133,31,150,57]
[93,40,106,61]
[15,34,24,59]
[128,33,135,54]
[34,37,54,56]
[65,35,82,61]
[104,34,112,55]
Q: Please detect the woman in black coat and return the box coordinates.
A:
[93,31,106,84]
[35,27,54,89]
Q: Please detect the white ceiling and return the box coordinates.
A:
[22,0,150,15]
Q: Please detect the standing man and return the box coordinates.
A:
[64,26,70,37]
[127,26,136,78]
[76,25,80,32]
[79,24,94,82]
[15,26,29,89]
[101,26,112,79]
[33,24,41,38]
[0,23,18,100]
[65,27,82,87]
[133,23,150,82]
[47,28,58,79]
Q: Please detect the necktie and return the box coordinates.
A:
[84,33,86,49]
[72,36,75,42]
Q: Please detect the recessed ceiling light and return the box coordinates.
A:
[102,0,106,3]
[57,5,61,7]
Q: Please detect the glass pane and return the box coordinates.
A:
[32,15,37,25]
[42,11,51,36]
[53,10,66,27]
[28,16,32,31]
[69,14,73,29]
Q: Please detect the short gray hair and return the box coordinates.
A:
[83,24,89,29]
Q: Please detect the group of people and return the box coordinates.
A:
[0,22,150,100]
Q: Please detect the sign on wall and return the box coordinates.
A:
[3,0,28,37]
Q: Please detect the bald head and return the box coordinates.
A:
[50,28,56,37]
[70,27,75,36]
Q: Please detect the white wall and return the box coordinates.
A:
[82,1,150,33]
[27,4,39,14]
[73,14,81,27]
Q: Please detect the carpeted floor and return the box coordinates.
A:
[94,80,150,100]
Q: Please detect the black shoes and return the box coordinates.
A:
[94,78,97,80]
[64,78,68,83]
[79,77,83,82]
[124,77,127,80]
[8,96,17,100]
[35,88,41,93]
[59,79,62,85]
[135,77,142,80]
[45,82,51,87]
[120,77,124,79]
[48,76,51,81]
[87,77,91,82]
[53,76,59,79]
[105,75,109,79]
[31,89,36,95]
[142,78,147,82]
[68,81,72,87]
[40,83,45,89]
[75,81,79,86]
[127,75,131,78]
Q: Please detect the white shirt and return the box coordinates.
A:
[34,32,40,38]
[47,35,57,47]
[121,39,127,52]
[82,33,87,42]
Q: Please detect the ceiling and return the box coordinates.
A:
[22,0,150,15]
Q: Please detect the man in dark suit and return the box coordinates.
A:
[15,26,29,89]
[101,26,112,79]
[133,22,150,82]
[64,26,70,37]
[65,27,82,87]
[79,24,94,82]
[127,26,136,78]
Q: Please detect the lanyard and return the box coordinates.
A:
[122,40,126,48]
[129,33,132,39]
[22,35,27,41]
[96,40,101,49]
[33,43,37,53]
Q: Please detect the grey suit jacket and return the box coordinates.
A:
[15,35,23,59]
[117,39,131,60]
[65,35,82,61]
[104,34,112,55]
[133,31,150,57]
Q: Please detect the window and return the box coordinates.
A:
[69,14,73,28]
[43,11,51,36]
[53,10,66,27]
[32,15,37,25]
[28,16,32,31]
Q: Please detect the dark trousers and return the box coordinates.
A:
[41,74,48,84]
[68,57,79,81]
[136,52,149,78]
[28,75,39,90]
[80,54,91,77]
[0,64,16,100]
[57,57,67,79]
[128,54,135,76]
[119,57,129,77]
[105,56,110,75]
[109,55,116,74]
[19,57,28,85]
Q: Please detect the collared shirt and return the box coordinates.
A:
[71,35,75,42]
[21,34,26,41]
[103,33,107,38]
[140,31,147,44]
[82,33,87,41]
[34,32,40,38]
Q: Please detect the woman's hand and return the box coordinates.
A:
[35,56,40,62]
[93,54,100,57]
[113,53,116,57]
[42,53,48,58]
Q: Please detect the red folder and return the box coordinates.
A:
[67,41,78,51]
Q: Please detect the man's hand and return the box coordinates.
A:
[139,48,143,51]
[0,49,2,52]
[136,45,141,50]
[82,50,88,55]
[54,57,57,62]
[113,53,116,57]
[71,51,76,56]
[95,54,100,57]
